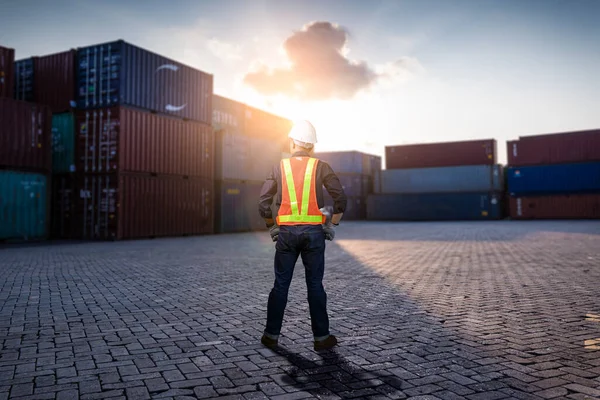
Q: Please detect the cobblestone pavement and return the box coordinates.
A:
[1,221,600,400]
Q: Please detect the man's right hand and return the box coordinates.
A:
[323,223,336,241]
[269,225,280,242]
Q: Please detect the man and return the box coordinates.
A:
[258,120,347,351]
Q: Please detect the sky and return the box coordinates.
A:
[2,0,600,164]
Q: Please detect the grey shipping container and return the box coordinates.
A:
[316,151,381,176]
[215,130,282,181]
[212,94,245,135]
[215,180,268,233]
[322,194,366,220]
[367,192,503,221]
[76,40,213,124]
[381,164,504,194]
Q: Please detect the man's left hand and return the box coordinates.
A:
[269,225,280,242]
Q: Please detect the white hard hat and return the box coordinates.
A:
[288,120,317,147]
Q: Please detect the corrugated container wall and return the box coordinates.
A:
[316,151,381,176]
[507,129,600,166]
[381,165,504,194]
[212,94,245,135]
[76,107,213,178]
[386,139,497,169]
[322,194,366,220]
[0,97,52,173]
[214,130,281,181]
[0,171,48,240]
[76,40,213,124]
[52,113,76,174]
[507,162,600,196]
[15,50,76,113]
[367,192,503,221]
[215,180,267,233]
[75,174,213,240]
[509,194,600,219]
[244,104,292,150]
[335,173,372,198]
[0,45,15,98]
[50,174,77,239]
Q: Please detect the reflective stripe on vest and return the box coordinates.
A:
[279,157,323,223]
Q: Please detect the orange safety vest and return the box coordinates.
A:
[277,156,326,226]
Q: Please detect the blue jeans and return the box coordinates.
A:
[264,224,330,340]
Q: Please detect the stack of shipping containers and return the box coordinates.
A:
[368,139,504,220]
[506,129,600,219]
[14,49,78,239]
[212,95,291,233]
[314,151,382,220]
[1,45,53,242]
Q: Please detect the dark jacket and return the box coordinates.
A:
[258,151,347,220]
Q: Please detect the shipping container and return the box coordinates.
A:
[74,173,213,240]
[334,173,372,198]
[0,97,52,173]
[0,170,48,240]
[244,104,292,148]
[212,94,245,135]
[381,164,504,194]
[507,129,600,166]
[15,50,76,113]
[76,107,213,178]
[215,180,267,233]
[0,45,15,98]
[76,40,213,124]
[367,192,503,221]
[52,113,76,174]
[50,173,77,239]
[316,151,381,176]
[509,194,600,219]
[322,194,366,220]
[507,162,600,196]
[214,130,281,181]
[385,139,497,169]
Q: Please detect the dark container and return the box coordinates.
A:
[509,194,600,219]
[50,173,77,239]
[214,129,282,181]
[76,40,213,124]
[215,180,267,233]
[244,104,292,149]
[507,162,600,196]
[212,94,245,135]
[15,50,77,113]
[323,194,366,220]
[507,129,600,167]
[0,97,52,173]
[75,107,213,178]
[367,192,503,221]
[0,170,48,241]
[335,173,372,198]
[385,139,497,169]
[52,113,76,174]
[74,173,213,240]
[0,45,15,98]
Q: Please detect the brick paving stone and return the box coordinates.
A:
[1,221,600,400]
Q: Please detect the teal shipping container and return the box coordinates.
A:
[51,113,76,173]
[0,171,48,240]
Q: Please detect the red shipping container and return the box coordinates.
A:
[386,139,496,169]
[510,194,600,219]
[0,97,52,172]
[34,50,77,113]
[74,173,214,240]
[76,107,214,179]
[0,45,14,98]
[507,129,600,167]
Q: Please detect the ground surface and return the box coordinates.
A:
[1,221,600,400]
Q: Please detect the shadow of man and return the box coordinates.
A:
[272,345,408,398]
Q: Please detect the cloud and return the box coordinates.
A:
[206,38,243,61]
[245,21,415,101]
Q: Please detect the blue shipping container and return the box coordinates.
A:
[0,171,48,240]
[367,192,503,221]
[334,173,372,198]
[316,151,381,176]
[381,164,504,194]
[323,194,366,220]
[14,58,34,102]
[76,40,213,124]
[215,180,268,233]
[507,162,600,196]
